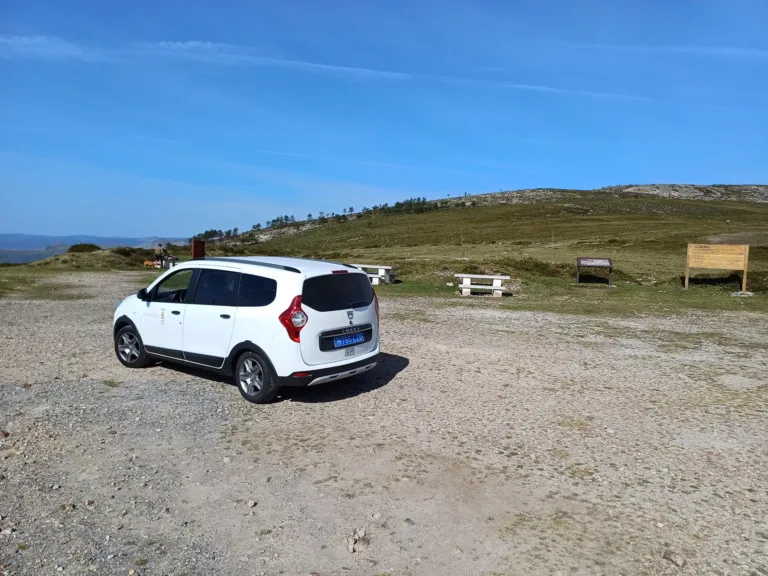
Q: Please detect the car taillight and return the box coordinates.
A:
[374,290,380,325]
[279,296,307,342]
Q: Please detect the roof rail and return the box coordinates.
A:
[203,257,300,273]
[280,256,358,269]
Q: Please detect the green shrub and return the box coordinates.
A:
[67,243,101,253]
[489,257,573,279]
[455,263,486,275]
[111,246,154,267]
[112,246,136,257]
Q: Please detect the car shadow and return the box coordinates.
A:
[280,352,409,403]
[157,352,409,404]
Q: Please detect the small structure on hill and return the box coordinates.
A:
[192,239,206,260]
[576,257,614,286]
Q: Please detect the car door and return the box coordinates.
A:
[182,268,239,368]
[140,268,199,358]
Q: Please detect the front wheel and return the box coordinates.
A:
[235,351,279,404]
[114,325,150,368]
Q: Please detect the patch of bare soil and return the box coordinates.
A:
[1,274,767,575]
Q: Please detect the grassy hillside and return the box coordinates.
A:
[4,191,767,315]
[253,193,768,274]
[236,192,768,314]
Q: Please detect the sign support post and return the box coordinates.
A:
[742,248,749,293]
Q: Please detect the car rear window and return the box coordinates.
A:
[302,273,373,312]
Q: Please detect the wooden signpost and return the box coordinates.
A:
[192,239,206,260]
[685,244,749,291]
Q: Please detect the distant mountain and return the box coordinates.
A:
[0,248,63,264]
[0,234,186,264]
[0,234,185,250]
[450,184,768,207]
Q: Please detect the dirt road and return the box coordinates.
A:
[1,273,766,575]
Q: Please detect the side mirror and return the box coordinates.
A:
[137,288,148,301]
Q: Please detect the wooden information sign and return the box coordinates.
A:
[685,244,749,291]
[577,257,613,268]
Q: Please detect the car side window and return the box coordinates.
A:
[153,269,197,303]
[239,274,277,307]
[193,269,239,307]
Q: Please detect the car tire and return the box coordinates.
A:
[114,325,150,368]
[235,351,280,404]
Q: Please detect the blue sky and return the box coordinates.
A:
[1,0,767,237]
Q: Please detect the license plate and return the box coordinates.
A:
[334,332,365,348]
[345,347,355,357]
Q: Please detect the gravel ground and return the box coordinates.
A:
[1,272,767,576]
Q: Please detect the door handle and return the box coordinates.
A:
[220,314,231,319]
[171,310,181,315]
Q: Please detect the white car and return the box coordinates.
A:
[113,257,380,403]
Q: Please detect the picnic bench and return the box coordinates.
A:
[351,264,396,285]
[162,256,178,270]
[455,273,511,297]
[143,257,178,270]
[576,257,613,285]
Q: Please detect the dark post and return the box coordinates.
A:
[192,239,206,259]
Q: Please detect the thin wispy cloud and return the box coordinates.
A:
[562,42,768,60]
[429,74,655,101]
[505,83,652,101]
[0,34,656,101]
[145,43,652,100]
[133,41,410,79]
[0,35,408,79]
[136,41,655,101]
[0,35,107,62]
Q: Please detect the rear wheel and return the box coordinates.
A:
[114,325,149,368]
[235,351,279,404]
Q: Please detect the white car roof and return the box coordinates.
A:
[201,256,361,279]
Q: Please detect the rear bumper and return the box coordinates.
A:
[278,353,380,387]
